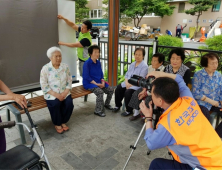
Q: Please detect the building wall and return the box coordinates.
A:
[86,0,106,18]
[161,1,222,36]
[126,16,162,29]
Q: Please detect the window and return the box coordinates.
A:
[212,0,221,12]
[89,9,103,18]
[94,10,97,18]
[98,10,102,18]
[178,2,185,13]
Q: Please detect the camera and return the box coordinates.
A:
[128,75,155,92]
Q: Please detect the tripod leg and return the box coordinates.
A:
[123,123,146,170]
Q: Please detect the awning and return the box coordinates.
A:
[89,19,108,23]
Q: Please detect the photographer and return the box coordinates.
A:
[0,79,27,154]
[140,71,222,169]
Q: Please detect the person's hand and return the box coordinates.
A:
[140,100,153,118]
[101,81,105,88]
[213,101,219,107]
[146,71,163,79]
[11,94,27,108]
[57,15,64,20]
[138,88,146,100]
[138,92,146,100]
[126,82,132,89]
[61,91,69,99]
[56,94,64,101]
[58,41,63,45]
[97,83,104,88]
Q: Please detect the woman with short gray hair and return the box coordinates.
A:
[40,46,74,134]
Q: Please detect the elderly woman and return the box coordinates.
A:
[128,53,165,121]
[0,80,27,154]
[112,48,148,116]
[40,47,74,134]
[164,48,191,85]
[83,45,114,117]
[192,53,222,127]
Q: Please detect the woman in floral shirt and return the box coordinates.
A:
[192,53,222,136]
[40,47,74,134]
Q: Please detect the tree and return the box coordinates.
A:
[185,0,218,38]
[75,0,90,23]
[103,0,175,27]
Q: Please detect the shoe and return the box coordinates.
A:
[112,107,120,113]
[62,124,69,131]
[129,114,141,121]
[94,111,106,117]
[121,111,133,117]
[55,126,64,134]
[104,105,114,110]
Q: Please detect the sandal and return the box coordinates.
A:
[62,124,69,131]
[55,126,64,134]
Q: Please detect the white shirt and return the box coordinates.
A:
[40,61,72,100]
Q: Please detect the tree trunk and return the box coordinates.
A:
[194,12,200,38]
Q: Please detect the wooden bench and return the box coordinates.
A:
[6,85,92,144]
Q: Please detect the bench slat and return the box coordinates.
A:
[12,85,92,114]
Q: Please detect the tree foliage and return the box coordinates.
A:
[75,0,90,23]
[185,0,218,37]
[103,0,175,27]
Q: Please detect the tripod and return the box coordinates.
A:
[123,105,161,170]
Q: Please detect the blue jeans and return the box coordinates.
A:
[149,158,193,170]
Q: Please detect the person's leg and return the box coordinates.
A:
[79,60,84,77]
[46,99,63,126]
[128,88,143,110]
[89,87,105,113]
[0,117,6,154]
[149,158,193,170]
[61,95,74,124]
[102,86,114,106]
[178,30,182,37]
[124,89,136,112]
[114,84,126,108]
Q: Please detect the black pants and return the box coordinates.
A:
[211,106,222,138]
[176,29,182,37]
[46,95,74,126]
[149,158,193,170]
[115,84,135,112]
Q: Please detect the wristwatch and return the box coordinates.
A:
[145,118,152,123]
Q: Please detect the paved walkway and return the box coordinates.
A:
[1,89,170,169]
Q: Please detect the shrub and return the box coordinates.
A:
[148,35,183,65]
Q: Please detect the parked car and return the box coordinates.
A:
[90,27,99,39]
[99,26,108,37]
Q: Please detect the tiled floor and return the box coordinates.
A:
[0,71,171,170]
[0,92,171,170]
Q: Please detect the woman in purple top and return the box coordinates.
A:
[0,80,27,154]
[112,48,148,116]
[83,45,114,117]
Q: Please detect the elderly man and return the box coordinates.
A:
[58,15,92,77]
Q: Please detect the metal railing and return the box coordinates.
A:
[98,37,222,84]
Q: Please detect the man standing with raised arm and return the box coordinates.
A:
[58,15,92,76]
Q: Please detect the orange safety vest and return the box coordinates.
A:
[157,96,222,170]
